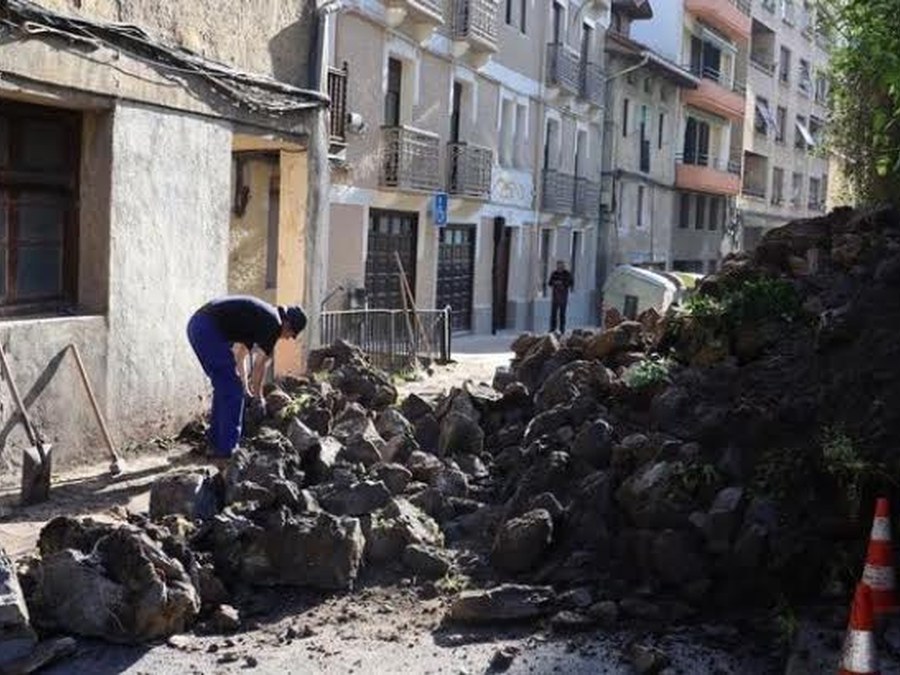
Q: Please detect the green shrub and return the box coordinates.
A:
[623,355,673,389]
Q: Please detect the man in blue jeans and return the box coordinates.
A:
[187,295,307,462]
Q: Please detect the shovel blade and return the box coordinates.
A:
[20,444,52,506]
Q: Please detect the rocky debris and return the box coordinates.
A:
[402,544,450,580]
[488,645,520,672]
[0,546,36,666]
[375,408,414,442]
[550,610,594,632]
[438,412,484,457]
[149,469,222,522]
[363,498,443,564]
[447,584,555,624]
[491,509,554,574]
[628,643,671,675]
[202,508,364,591]
[319,480,392,517]
[209,604,241,633]
[370,463,412,495]
[25,518,200,643]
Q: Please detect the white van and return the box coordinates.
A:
[601,265,689,321]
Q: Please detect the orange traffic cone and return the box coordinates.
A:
[862,498,898,617]
[839,582,879,674]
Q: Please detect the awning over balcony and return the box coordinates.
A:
[755,99,776,130]
[795,118,815,146]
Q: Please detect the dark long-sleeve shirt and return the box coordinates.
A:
[547,270,574,304]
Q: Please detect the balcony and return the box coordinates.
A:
[685,0,751,42]
[546,43,581,97]
[449,0,500,57]
[682,66,746,122]
[675,153,742,196]
[541,169,575,215]
[327,63,348,149]
[574,178,600,218]
[380,126,441,192]
[386,0,445,42]
[580,61,604,108]
[447,142,493,199]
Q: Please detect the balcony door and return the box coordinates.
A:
[581,22,592,63]
[450,81,462,143]
[690,36,722,81]
[684,117,710,166]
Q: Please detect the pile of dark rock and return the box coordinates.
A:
[5,206,900,657]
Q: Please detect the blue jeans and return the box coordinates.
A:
[187,312,244,457]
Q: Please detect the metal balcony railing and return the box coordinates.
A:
[574,177,600,218]
[742,184,767,199]
[541,169,575,215]
[734,0,751,13]
[677,152,742,175]
[750,54,776,76]
[380,126,442,192]
[327,63,348,145]
[415,0,445,18]
[447,142,493,199]
[450,0,499,49]
[580,61,605,107]
[687,63,746,94]
[546,43,581,95]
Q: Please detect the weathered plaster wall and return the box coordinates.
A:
[106,102,231,441]
[33,0,316,87]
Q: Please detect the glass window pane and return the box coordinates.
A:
[17,194,66,242]
[20,120,67,171]
[16,245,62,298]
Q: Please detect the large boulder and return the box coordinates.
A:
[308,339,367,372]
[0,546,36,666]
[438,412,485,457]
[149,469,222,522]
[224,429,304,507]
[329,362,397,410]
[616,462,696,529]
[320,480,392,517]
[570,419,615,469]
[535,360,612,411]
[375,408,415,442]
[400,393,435,423]
[203,508,364,590]
[447,584,555,624]
[370,463,413,495]
[584,322,644,362]
[402,544,450,580]
[27,519,200,643]
[286,419,321,458]
[364,498,444,564]
[491,509,554,574]
[515,334,560,390]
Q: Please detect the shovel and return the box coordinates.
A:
[0,343,52,505]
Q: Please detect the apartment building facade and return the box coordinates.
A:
[600,0,704,279]
[628,0,749,274]
[739,0,831,250]
[324,0,610,334]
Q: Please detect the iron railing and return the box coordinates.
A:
[450,0,499,48]
[541,169,575,214]
[447,142,493,199]
[750,54,776,76]
[380,126,442,192]
[327,63,348,144]
[687,63,746,95]
[319,307,452,370]
[580,61,604,107]
[742,184,767,199]
[546,43,581,95]
[574,177,600,218]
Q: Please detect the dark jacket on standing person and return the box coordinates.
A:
[548,269,574,304]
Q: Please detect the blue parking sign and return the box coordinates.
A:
[433,192,448,227]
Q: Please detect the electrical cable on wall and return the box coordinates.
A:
[3,0,329,116]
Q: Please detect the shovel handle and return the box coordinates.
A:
[0,341,41,450]
[68,344,120,463]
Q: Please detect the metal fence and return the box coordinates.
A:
[319,307,452,371]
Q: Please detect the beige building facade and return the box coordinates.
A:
[325,0,610,334]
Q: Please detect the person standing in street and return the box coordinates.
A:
[187,295,307,464]
[547,260,574,334]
